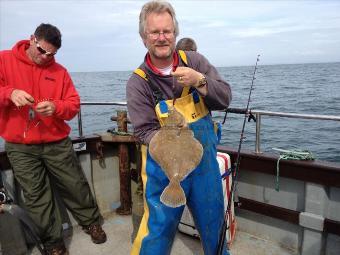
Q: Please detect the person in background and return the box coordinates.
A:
[0,23,106,255]
[176,37,197,51]
[127,1,232,254]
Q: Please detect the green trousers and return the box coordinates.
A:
[5,137,101,247]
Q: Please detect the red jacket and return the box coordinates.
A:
[0,40,80,144]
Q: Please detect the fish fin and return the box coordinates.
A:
[160,180,186,208]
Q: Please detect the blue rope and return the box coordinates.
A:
[272,148,315,191]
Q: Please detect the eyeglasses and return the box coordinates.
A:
[147,30,174,40]
[34,38,57,57]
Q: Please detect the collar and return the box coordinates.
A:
[145,51,179,76]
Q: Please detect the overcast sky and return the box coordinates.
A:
[1,0,340,72]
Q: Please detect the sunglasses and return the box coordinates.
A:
[34,38,57,57]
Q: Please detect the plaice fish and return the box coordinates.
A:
[149,106,203,208]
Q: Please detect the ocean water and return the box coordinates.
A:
[1,62,339,162]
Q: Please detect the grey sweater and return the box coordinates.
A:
[126,51,232,144]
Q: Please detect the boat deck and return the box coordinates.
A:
[29,213,296,255]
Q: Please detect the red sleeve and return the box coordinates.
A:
[53,71,80,120]
[0,54,15,107]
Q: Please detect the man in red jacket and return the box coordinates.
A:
[0,23,106,255]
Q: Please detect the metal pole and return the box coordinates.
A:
[77,107,83,138]
[116,110,132,215]
[255,113,261,153]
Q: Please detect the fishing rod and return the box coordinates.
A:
[217,55,260,255]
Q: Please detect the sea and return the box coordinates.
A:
[1,62,339,163]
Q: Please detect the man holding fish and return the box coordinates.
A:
[127,1,232,254]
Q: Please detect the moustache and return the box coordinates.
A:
[155,43,169,46]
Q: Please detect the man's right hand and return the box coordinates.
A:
[10,89,34,107]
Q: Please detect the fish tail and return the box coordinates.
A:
[160,180,186,208]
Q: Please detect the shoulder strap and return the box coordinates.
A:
[178,50,188,66]
[134,68,164,104]
[134,68,148,81]
[133,51,191,103]
[177,50,192,97]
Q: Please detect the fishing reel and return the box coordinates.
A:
[0,168,13,205]
[0,188,12,205]
[247,111,256,122]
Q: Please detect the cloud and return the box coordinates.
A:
[1,0,340,71]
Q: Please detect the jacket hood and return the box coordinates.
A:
[12,40,55,67]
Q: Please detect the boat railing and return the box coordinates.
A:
[225,107,340,153]
[78,102,340,153]
[78,101,127,137]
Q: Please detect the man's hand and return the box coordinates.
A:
[10,89,34,107]
[35,101,56,116]
[171,67,203,87]
[171,67,207,95]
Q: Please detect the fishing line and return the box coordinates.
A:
[217,55,260,255]
[172,65,178,106]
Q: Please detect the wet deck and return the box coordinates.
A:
[29,214,296,255]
